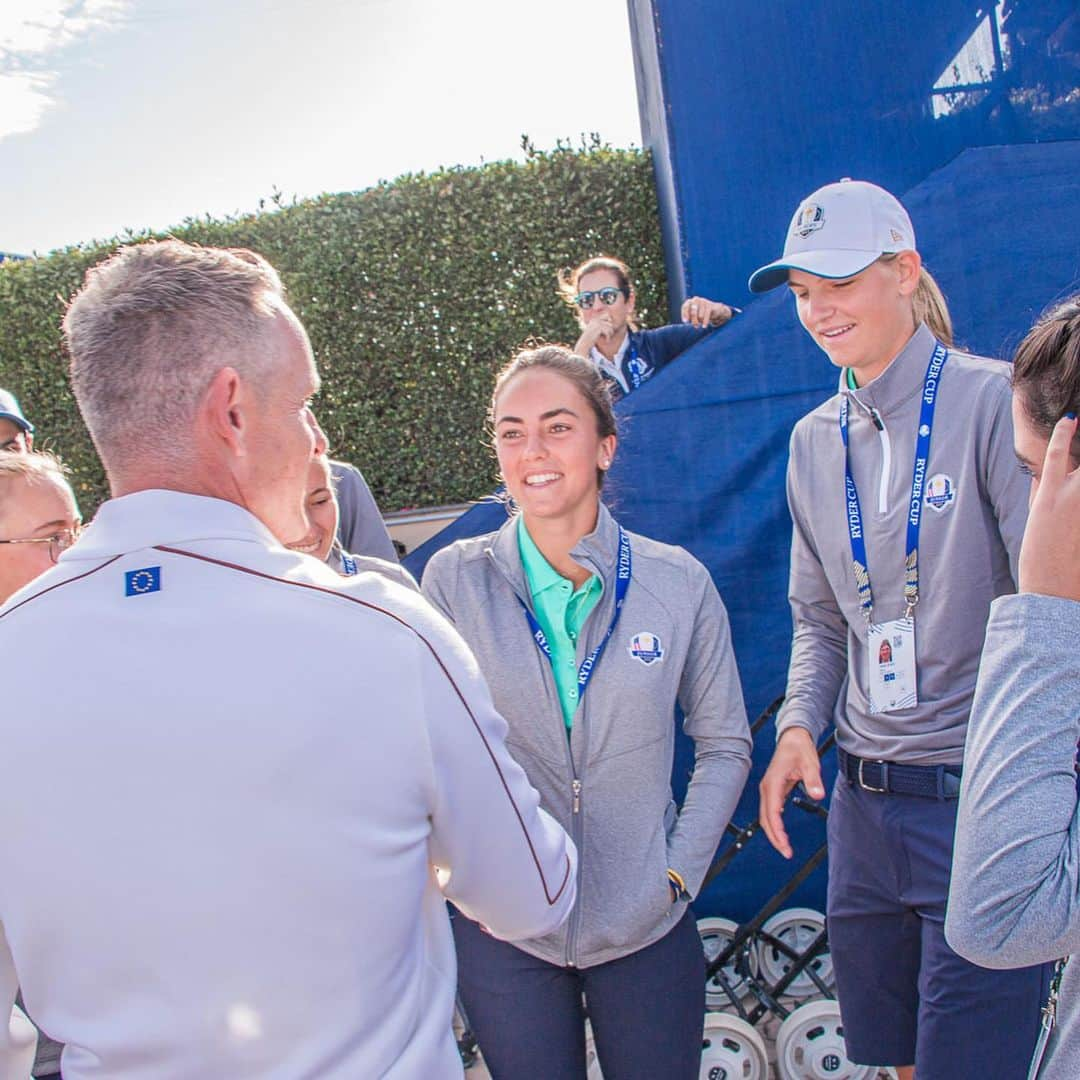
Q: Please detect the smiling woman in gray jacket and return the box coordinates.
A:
[422,345,751,1080]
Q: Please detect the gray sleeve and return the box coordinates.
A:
[776,438,848,744]
[946,593,1080,968]
[420,548,458,626]
[330,461,399,563]
[977,375,1029,582]
[666,560,752,897]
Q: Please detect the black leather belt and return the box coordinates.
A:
[838,748,962,799]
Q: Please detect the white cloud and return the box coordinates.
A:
[0,71,56,138]
[0,0,131,139]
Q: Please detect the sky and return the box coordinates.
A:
[0,0,643,255]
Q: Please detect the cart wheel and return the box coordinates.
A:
[698,916,757,1011]
[584,1019,604,1079]
[774,1000,878,1079]
[756,907,834,999]
[700,1013,769,1080]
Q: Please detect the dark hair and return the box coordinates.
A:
[1012,294,1080,457]
[556,255,639,331]
[491,344,617,488]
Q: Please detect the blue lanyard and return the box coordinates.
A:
[520,527,632,706]
[838,342,948,621]
[624,338,647,390]
[340,552,358,576]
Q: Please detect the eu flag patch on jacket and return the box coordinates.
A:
[125,566,161,596]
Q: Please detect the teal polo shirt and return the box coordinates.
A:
[517,516,603,729]
[845,367,859,389]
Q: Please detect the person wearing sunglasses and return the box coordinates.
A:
[0,388,34,453]
[559,255,737,401]
[0,450,81,606]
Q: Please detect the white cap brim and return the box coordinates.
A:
[747,249,882,293]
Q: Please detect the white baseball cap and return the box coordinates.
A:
[748,179,916,293]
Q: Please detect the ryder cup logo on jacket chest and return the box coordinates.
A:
[924,473,956,512]
[629,632,664,665]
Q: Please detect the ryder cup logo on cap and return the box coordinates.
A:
[748,179,916,293]
[629,631,664,665]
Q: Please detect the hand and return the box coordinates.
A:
[680,296,735,329]
[573,315,617,357]
[759,728,825,859]
[1019,414,1080,601]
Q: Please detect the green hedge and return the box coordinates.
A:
[0,142,667,515]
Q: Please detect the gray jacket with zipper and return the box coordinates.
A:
[776,322,1029,764]
[422,502,751,969]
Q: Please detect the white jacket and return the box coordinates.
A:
[0,491,576,1080]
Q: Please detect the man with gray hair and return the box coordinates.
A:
[0,240,576,1078]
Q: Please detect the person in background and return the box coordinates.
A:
[423,345,751,1079]
[752,178,1049,1079]
[947,295,1080,1080]
[0,239,576,1079]
[291,456,416,589]
[0,451,80,605]
[330,458,400,562]
[0,451,80,1078]
[560,254,737,401]
[0,389,34,452]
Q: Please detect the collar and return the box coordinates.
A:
[517,516,571,598]
[490,501,622,598]
[590,332,631,392]
[842,322,939,417]
[63,490,283,561]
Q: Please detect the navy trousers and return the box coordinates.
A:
[453,907,706,1079]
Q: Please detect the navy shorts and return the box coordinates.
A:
[827,775,1050,1077]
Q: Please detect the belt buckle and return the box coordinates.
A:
[857,758,889,794]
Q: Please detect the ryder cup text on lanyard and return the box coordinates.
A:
[838,343,948,621]
[520,527,632,703]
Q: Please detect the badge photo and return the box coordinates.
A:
[628,631,664,666]
[924,473,956,513]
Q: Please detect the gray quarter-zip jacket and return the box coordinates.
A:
[947,594,1080,1080]
[776,323,1028,764]
[422,502,751,968]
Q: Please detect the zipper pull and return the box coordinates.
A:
[869,407,885,431]
[572,779,582,814]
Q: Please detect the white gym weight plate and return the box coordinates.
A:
[774,999,878,1080]
[699,1012,769,1080]
[697,916,758,1011]
[756,907,834,999]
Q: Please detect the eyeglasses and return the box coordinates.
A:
[0,526,81,564]
[574,287,628,310]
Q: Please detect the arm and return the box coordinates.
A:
[330,461,399,563]
[946,593,1080,967]
[419,551,577,940]
[0,925,36,1078]
[775,446,848,744]
[759,445,845,855]
[977,376,1030,582]
[665,564,752,896]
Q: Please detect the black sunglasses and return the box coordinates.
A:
[574,286,628,310]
